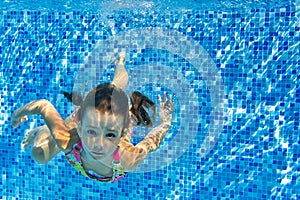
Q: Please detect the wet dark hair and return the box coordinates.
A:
[63,83,156,131]
[129,91,156,127]
[62,91,83,106]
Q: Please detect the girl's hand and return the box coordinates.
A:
[11,99,72,151]
[12,115,28,128]
[11,99,49,128]
[158,92,174,125]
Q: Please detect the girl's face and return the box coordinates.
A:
[77,107,124,161]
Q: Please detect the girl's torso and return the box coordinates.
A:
[65,141,127,182]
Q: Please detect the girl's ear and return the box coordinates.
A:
[77,122,83,138]
[74,108,80,124]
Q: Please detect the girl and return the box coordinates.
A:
[11,53,174,182]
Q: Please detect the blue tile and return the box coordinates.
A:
[1,3,299,200]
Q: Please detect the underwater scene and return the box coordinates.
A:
[1,0,299,199]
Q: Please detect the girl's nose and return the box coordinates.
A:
[93,145,103,151]
[94,135,105,148]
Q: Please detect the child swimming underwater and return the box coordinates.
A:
[11,52,174,182]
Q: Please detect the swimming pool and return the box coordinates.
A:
[1,0,299,199]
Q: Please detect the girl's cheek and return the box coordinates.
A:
[112,138,121,146]
[83,135,94,147]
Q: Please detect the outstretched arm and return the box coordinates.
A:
[119,93,174,171]
[11,99,77,153]
[135,93,174,152]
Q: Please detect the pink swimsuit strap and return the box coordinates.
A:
[113,147,121,160]
[66,140,126,182]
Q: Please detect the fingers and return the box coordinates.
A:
[114,52,126,67]
[21,129,33,148]
[158,92,167,105]
[158,94,162,104]
[12,115,28,128]
[158,92,174,107]
[158,92,168,102]
[21,116,28,122]
[119,52,126,59]
[169,94,173,103]
[11,117,19,128]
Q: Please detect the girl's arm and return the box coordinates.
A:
[12,99,77,153]
[119,93,174,171]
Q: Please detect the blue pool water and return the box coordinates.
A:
[1,0,299,199]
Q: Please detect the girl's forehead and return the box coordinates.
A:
[82,107,124,129]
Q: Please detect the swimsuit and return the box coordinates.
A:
[65,141,127,183]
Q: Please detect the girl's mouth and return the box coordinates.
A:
[92,151,105,157]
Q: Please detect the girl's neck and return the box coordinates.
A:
[80,148,114,177]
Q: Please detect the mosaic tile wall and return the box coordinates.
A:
[1,3,299,200]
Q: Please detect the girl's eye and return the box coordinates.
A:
[106,133,116,138]
[87,130,97,136]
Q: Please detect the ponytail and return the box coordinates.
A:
[130,91,156,127]
[62,91,83,106]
